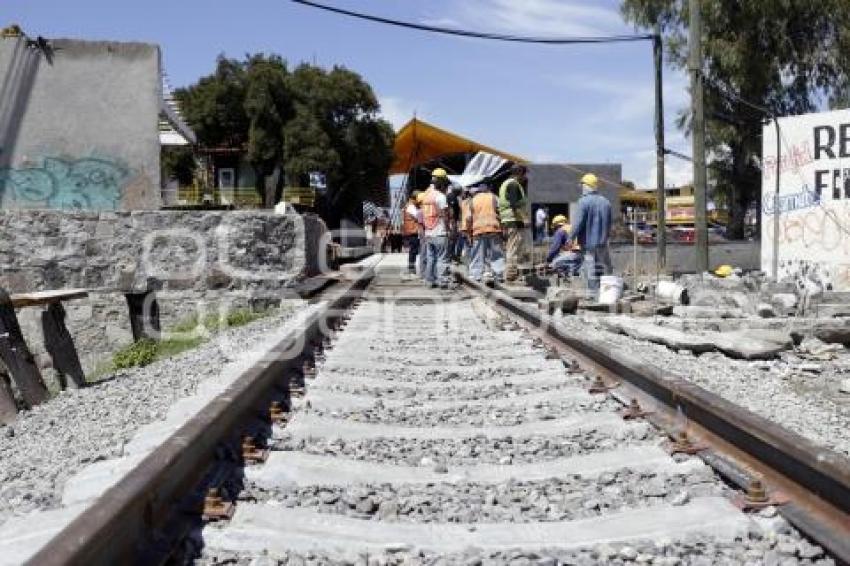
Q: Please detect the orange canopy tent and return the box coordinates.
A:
[389,118,527,175]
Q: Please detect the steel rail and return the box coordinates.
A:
[455,271,850,564]
[26,267,375,566]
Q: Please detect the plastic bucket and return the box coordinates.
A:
[656,280,689,304]
[598,275,624,305]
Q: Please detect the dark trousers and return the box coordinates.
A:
[389,233,403,253]
[404,235,420,270]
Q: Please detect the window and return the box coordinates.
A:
[218,168,235,189]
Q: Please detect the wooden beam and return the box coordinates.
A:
[125,291,161,342]
[42,302,86,389]
[0,287,48,408]
[0,368,16,424]
[10,288,89,309]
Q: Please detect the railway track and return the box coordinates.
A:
[19,254,850,565]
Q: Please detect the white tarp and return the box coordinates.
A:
[448,151,509,188]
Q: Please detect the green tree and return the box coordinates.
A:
[175,56,394,224]
[622,1,850,238]
[285,64,394,225]
[161,146,195,187]
[243,55,292,207]
[175,57,248,148]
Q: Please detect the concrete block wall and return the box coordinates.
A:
[0,209,327,382]
[0,36,162,211]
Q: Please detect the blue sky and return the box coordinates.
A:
[3,0,693,187]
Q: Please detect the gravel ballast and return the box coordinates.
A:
[553,313,850,458]
[197,267,835,565]
[277,426,656,467]
[0,305,303,523]
[244,469,723,524]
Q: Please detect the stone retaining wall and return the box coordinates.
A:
[0,209,327,382]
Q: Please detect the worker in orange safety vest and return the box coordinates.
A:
[466,182,505,282]
[454,188,472,264]
[421,169,452,288]
[401,191,422,273]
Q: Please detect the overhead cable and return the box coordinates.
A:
[290,0,654,45]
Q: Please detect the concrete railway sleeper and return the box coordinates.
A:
[10,255,850,565]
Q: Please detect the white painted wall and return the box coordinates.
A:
[762,108,850,289]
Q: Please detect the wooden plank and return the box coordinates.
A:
[125,291,161,342]
[0,287,48,408]
[10,288,89,308]
[42,302,86,389]
[0,367,16,424]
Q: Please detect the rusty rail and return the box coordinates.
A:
[455,271,850,564]
[26,267,374,566]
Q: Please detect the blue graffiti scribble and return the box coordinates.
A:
[762,186,820,216]
[0,157,131,210]
[0,168,54,204]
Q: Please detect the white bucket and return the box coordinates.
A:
[598,275,624,305]
[656,280,689,304]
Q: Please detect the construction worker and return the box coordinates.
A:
[454,188,472,263]
[402,191,422,273]
[467,182,505,282]
[546,215,582,276]
[446,184,462,263]
[416,191,427,276]
[499,164,529,283]
[567,173,613,297]
[421,168,452,288]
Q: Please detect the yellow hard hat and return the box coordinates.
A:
[714,264,733,277]
[431,168,448,179]
[580,173,599,190]
[551,214,568,228]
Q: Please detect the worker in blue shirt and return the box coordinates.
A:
[546,215,582,276]
[567,173,614,296]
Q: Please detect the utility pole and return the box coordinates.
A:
[689,0,709,273]
[653,25,666,273]
[772,119,780,281]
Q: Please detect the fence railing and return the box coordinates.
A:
[162,185,264,208]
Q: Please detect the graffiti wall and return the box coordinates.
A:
[0,156,132,210]
[762,108,850,290]
[0,36,161,210]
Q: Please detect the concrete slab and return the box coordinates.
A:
[325,348,544,364]
[282,412,639,441]
[706,329,791,360]
[202,497,751,557]
[0,503,89,566]
[672,306,745,319]
[61,453,147,506]
[298,387,592,413]
[330,340,535,354]
[599,317,715,353]
[320,358,562,373]
[247,445,704,488]
[307,369,576,392]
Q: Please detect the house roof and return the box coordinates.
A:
[390,118,526,175]
[159,73,197,146]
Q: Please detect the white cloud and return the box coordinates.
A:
[426,0,628,37]
[378,96,423,130]
[646,155,693,189]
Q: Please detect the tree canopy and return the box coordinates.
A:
[174,55,394,224]
[622,0,850,238]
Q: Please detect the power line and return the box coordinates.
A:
[290,0,654,45]
[664,147,726,173]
